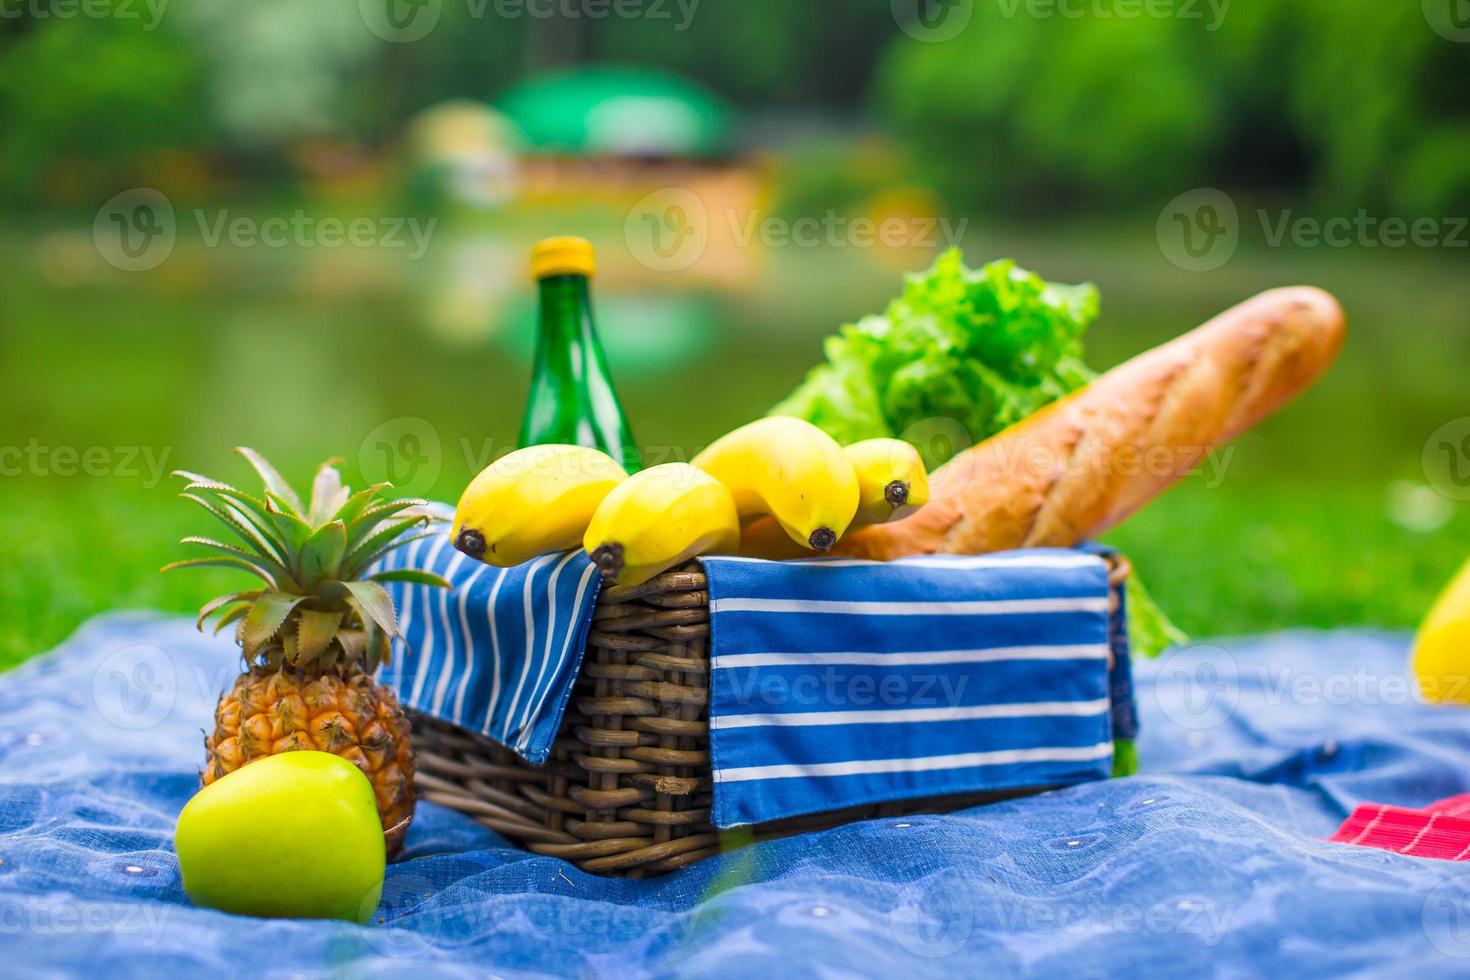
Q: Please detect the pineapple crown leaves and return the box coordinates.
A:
[163,448,452,670]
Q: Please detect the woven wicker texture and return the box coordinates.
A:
[412,558,1129,877]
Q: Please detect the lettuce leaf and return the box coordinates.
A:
[771,249,1099,468]
[773,248,1184,656]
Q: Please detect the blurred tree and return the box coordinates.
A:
[876,11,1222,211]
[1,0,1465,217]
[877,2,1470,217]
[1284,0,1470,218]
[0,12,206,206]
[178,0,379,146]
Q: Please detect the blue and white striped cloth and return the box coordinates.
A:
[375,511,1128,823]
[702,551,1118,827]
[373,511,601,765]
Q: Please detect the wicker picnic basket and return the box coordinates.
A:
[409,555,1131,877]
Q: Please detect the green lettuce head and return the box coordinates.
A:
[771,249,1100,469]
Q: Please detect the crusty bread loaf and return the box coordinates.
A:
[830,286,1346,560]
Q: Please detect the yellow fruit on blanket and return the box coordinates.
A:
[452,444,627,567]
[177,752,386,923]
[692,417,859,552]
[1412,557,1470,704]
[584,463,740,587]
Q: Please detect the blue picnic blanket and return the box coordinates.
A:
[5,616,1470,977]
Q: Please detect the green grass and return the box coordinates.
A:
[3,210,1468,671]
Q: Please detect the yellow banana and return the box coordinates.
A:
[692,417,859,552]
[844,438,930,526]
[584,463,740,587]
[740,438,931,559]
[452,444,626,567]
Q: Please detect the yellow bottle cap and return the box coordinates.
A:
[530,236,596,279]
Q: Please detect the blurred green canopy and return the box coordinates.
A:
[495,66,731,158]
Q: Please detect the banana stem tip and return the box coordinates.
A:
[884,481,910,509]
[591,543,624,577]
[455,528,487,559]
[808,527,837,552]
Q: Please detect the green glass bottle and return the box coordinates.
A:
[518,237,642,471]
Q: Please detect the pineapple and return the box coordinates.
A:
[165,448,449,857]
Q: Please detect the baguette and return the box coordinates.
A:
[830,286,1346,560]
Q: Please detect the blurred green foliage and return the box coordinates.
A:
[879,2,1470,216]
[0,13,206,199]
[3,1,1465,214]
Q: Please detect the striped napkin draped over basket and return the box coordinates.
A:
[376,518,1137,877]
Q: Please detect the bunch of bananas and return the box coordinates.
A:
[452,419,930,587]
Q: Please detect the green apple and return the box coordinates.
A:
[175,751,386,923]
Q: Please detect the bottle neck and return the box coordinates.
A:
[536,273,595,345]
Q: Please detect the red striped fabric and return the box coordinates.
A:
[1329,797,1470,861]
